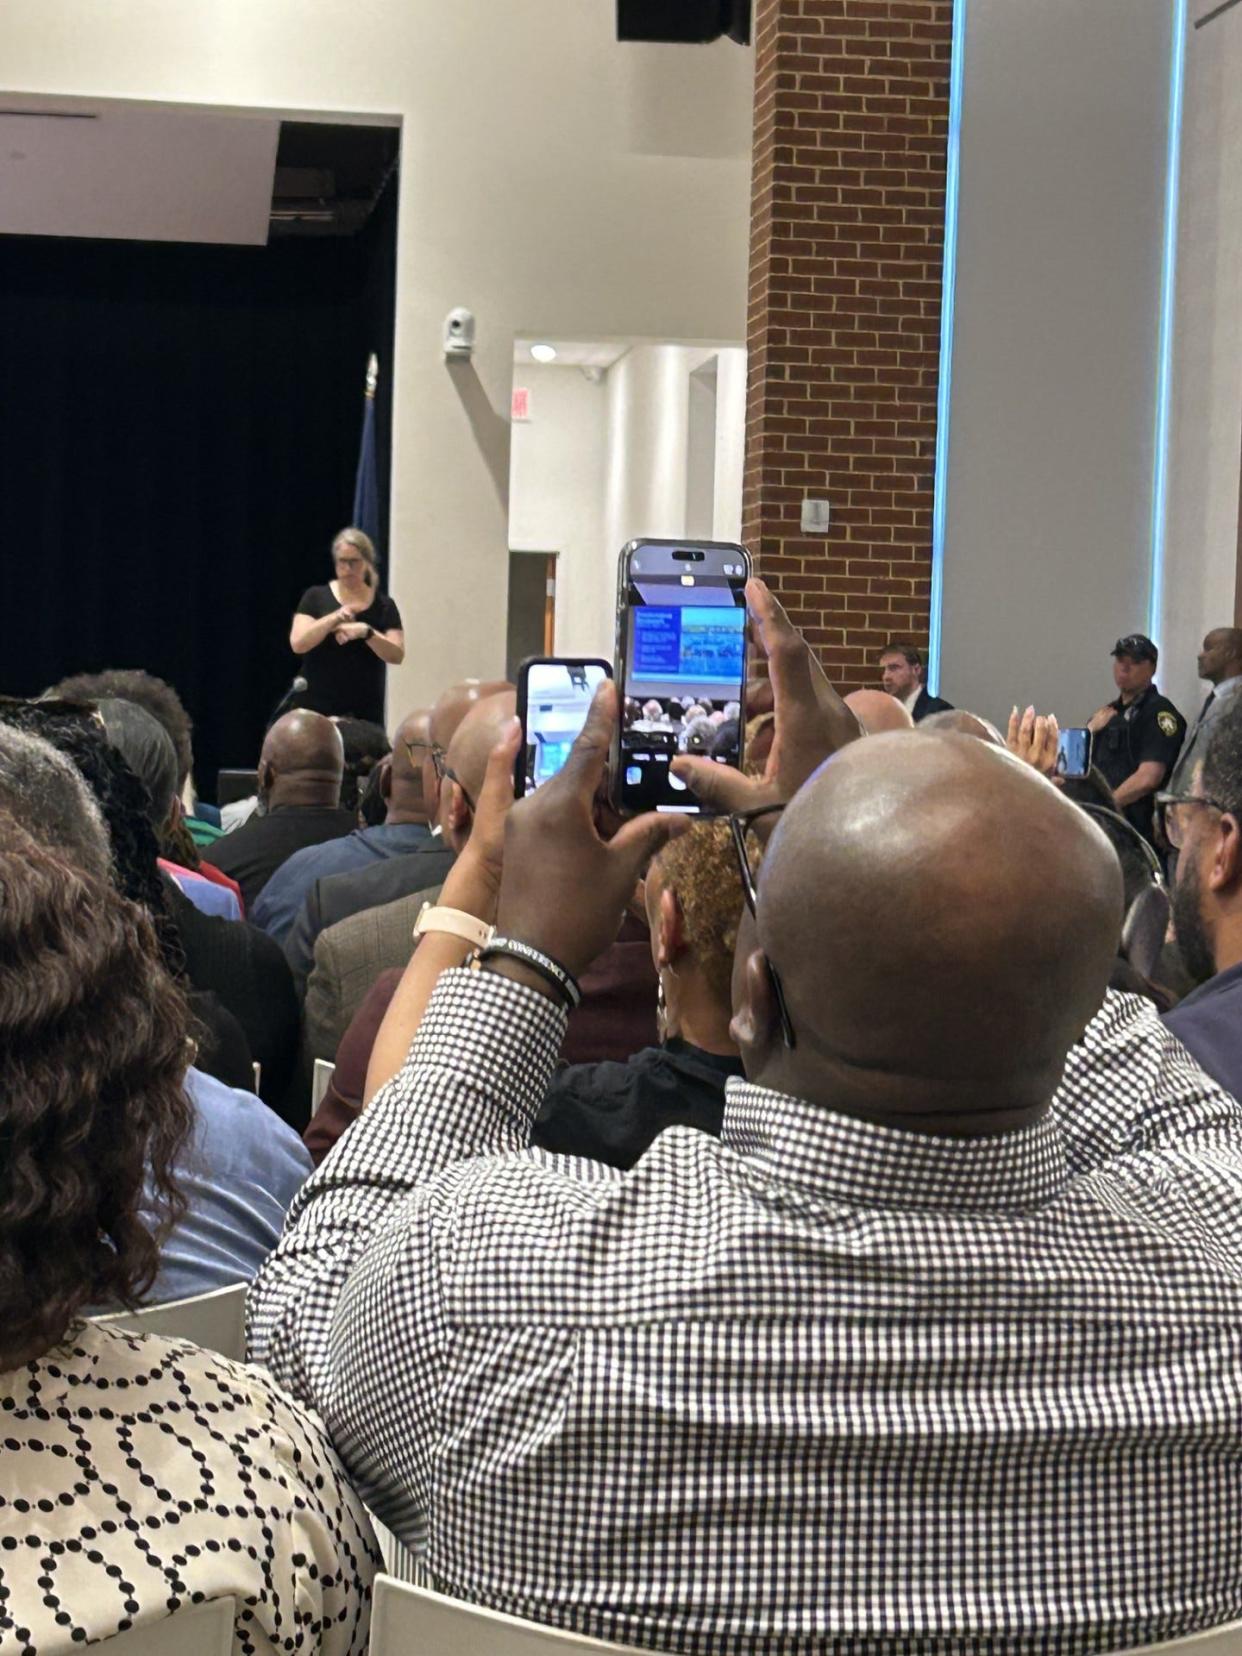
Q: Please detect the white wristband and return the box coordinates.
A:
[412,902,494,951]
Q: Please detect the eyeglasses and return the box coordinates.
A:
[1154,790,1230,850]
[334,554,364,569]
[431,744,475,813]
[729,802,795,1050]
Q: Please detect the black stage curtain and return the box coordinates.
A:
[0,176,397,796]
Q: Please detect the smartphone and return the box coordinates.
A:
[1056,726,1092,780]
[613,538,751,814]
[516,657,612,797]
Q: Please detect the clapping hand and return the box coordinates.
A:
[494,682,686,978]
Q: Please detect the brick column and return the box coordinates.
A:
[743,0,954,691]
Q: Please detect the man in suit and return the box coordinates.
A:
[878,641,953,722]
[1168,628,1242,796]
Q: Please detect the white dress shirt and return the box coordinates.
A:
[249,976,1242,1654]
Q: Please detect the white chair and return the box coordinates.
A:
[1112,1629,1242,1654]
[85,1597,234,1655]
[93,1282,248,1361]
[368,1576,637,1654]
[312,1056,336,1111]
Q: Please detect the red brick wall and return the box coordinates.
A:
[742,0,953,691]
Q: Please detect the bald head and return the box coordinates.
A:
[260,711,344,808]
[844,688,915,735]
[430,679,514,751]
[384,708,434,825]
[1199,628,1242,685]
[747,732,1121,1128]
[920,708,1004,745]
[437,690,517,849]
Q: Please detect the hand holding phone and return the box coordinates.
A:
[612,539,751,814]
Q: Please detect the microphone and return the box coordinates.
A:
[267,675,308,729]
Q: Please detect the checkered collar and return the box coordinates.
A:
[721,1080,1069,1214]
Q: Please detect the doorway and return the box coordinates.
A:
[507,551,557,678]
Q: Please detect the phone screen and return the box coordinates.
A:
[618,556,748,813]
[518,659,611,795]
[1056,726,1092,780]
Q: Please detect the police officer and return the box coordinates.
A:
[1087,633,1186,843]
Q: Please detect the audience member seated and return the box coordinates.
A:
[202,709,355,911]
[50,664,223,849]
[1163,693,1242,1095]
[0,808,375,1651]
[253,706,436,944]
[334,714,393,814]
[253,582,1242,1654]
[282,709,455,987]
[297,691,510,1044]
[0,699,256,1092]
[303,816,723,1161]
[97,698,301,1117]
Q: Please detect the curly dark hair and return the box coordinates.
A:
[0,701,185,976]
[334,717,391,815]
[48,668,195,792]
[0,811,194,1366]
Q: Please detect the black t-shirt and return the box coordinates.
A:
[533,1039,744,1170]
[294,584,402,725]
[1093,684,1186,842]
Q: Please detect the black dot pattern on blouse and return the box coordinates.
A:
[0,1324,377,1655]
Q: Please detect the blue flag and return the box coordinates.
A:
[352,353,380,547]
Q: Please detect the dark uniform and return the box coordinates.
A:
[1094,684,1186,843]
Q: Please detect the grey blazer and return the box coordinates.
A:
[1169,678,1242,794]
[301,881,445,1067]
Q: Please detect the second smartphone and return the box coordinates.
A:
[515,657,612,797]
[613,538,751,814]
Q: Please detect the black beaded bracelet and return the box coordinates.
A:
[473,937,582,1010]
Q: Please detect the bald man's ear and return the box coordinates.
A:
[732,947,779,1054]
[257,759,275,800]
[445,781,472,842]
[378,757,394,800]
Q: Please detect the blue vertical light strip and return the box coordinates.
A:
[1147,0,1187,650]
[926,0,967,697]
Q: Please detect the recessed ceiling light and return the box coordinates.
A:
[530,343,557,363]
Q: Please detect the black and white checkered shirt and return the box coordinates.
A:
[248,974,1242,1654]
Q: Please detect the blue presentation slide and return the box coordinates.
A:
[633,605,744,683]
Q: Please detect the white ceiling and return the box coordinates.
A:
[0,94,280,244]
[514,340,632,369]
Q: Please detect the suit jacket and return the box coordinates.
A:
[1169,679,1242,794]
[912,688,954,722]
[302,883,445,1067]
[283,842,456,988]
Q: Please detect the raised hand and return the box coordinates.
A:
[1007,705,1061,778]
[670,578,862,818]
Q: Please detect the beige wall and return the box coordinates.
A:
[0,1,754,722]
[1160,1,1242,721]
[939,0,1176,729]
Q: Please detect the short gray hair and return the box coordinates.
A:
[0,725,112,880]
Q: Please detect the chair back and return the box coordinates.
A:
[93,1282,247,1361]
[312,1057,336,1111]
[1111,1628,1242,1654]
[86,1597,234,1655]
[369,1576,636,1654]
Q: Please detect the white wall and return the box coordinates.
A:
[939,0,1176,729]
[508,365,609,657]
[509,342,747,660]
[0,1,754,722]
[1159,1,1242,722]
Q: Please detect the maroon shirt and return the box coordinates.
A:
[304,915,658,1165]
